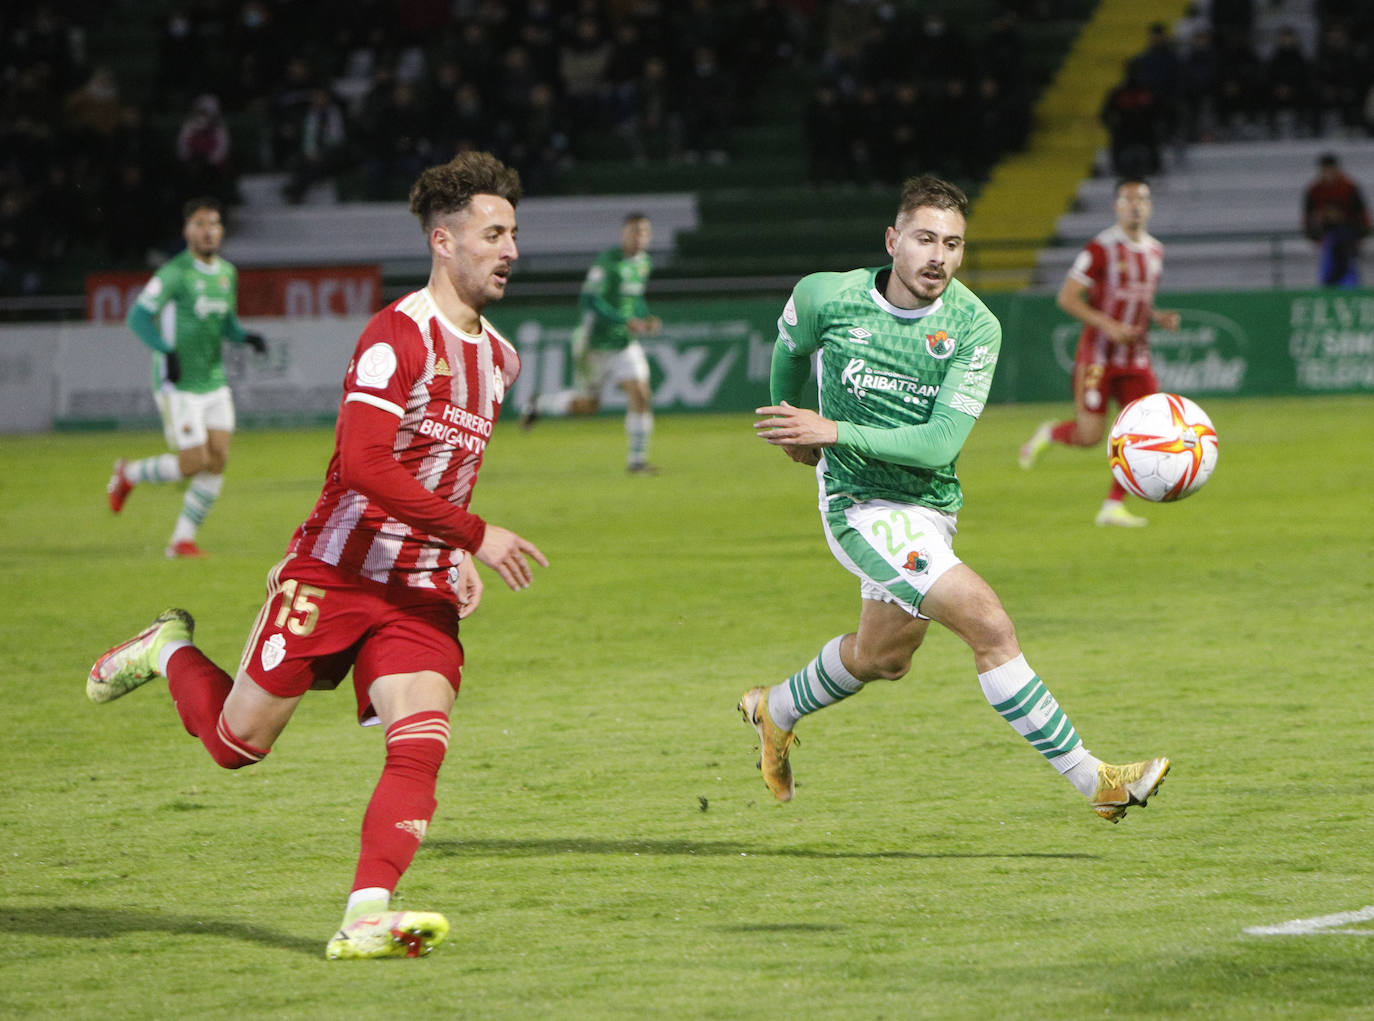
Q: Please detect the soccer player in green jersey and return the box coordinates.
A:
[106,197,266,558]
[521,213,663,473]
[741,176,1170,823]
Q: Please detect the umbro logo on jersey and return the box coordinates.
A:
[848,327,871,344]
[434,357,452,377]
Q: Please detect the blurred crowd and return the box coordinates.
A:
[802,4,1038,187]
[0,0,805,294]
[1101,0,1374,177]
[3,0,1374,297]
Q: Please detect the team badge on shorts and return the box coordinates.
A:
[902,549,930,574]
[261,633,286,671]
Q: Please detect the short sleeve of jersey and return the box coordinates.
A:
[135,261,181,314]
[342,309,426,419]
[1068,241,1106,286]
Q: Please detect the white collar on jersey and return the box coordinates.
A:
[421,287,487,342]
[868,286,944,320]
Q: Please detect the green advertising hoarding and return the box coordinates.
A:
[498,287,1374,414]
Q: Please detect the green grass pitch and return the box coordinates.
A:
[1,394,1371,1019]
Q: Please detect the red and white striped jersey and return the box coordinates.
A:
[1068,224,1165,370]
[289,287,520,596]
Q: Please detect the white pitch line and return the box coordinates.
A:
[1244,905,1374,936]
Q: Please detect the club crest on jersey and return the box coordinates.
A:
[925,330,955,359]
[902,549,930,575]
[260,633,286,671]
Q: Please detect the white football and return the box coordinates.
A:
[1107,392,1219,502]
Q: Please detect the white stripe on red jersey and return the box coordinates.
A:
[290,288,520,597]
[1068,224,1164,370]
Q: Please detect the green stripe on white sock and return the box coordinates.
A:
[980,655,1085,765]
[771,635,863,730]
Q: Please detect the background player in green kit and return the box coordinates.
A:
[522,213,662,473]
[741,176,1170,823]
[106,197,266,558]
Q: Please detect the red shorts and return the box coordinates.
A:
[1073,361,1159,416]
[237,554,463,724]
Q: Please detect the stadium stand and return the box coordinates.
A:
[2,1,1371,305]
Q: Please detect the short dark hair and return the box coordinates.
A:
[408,151,522,232]
[1319,152,1339,167]
[182,197,222,222]
[624,211,649,224]
[1115,176,1150,194]
[896,175,969,223]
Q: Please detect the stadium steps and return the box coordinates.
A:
[1034,136,1374,291]
[969,0,1195,291]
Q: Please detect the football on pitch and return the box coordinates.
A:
[1107,392,1219,502]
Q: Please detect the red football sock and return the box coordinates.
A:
[165,646,268,769]
[1050,420,1079,445]
[1107,479,1128,502]
[351,711,451,893]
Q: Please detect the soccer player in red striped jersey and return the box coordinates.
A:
[86,152,548,960]
[1019,178,1181,527]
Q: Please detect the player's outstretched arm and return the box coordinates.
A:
[475,524,549,592]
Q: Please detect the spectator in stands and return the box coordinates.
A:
[1312,23,1365,136]
[1101,60,1163,177]
[63,65,124,153]
[283,86,349,204]
[1133,23,1182,148]
[1303,152,1370,286]
[627,54,682,163]
[1263,26,1313,138]
[1214,29,1264,137]
[1178,27,1221,142]
[680,45,734,164]
[175,93,236,207]
[558,14,612,128]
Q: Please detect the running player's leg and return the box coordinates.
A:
[328,603,460,959]
[1020,363,1106,468]
[525,331,603,422]
[921,564,1168,821]
[740,501,949,800]
[108,390,191,511]
[167,389,234,557]
[614,343,655,472]
[1096,369,1154,527]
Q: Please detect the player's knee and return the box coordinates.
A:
[206,741,267,769]
[853,644,915,681]
[207,714,270,769]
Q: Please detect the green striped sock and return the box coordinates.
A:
[770,635,863,731]
[979,655,1088,769]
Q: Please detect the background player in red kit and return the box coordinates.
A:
[1019,177,1180,527]
[85,151,548,960]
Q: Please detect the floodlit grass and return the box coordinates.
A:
[2,394,1372,1019]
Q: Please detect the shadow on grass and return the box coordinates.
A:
[0,905,320,956]
[426,837,1097,861]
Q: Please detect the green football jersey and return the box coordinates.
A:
[130,250,241,394]
[575,245,652,350]
[771,267,1002,513]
